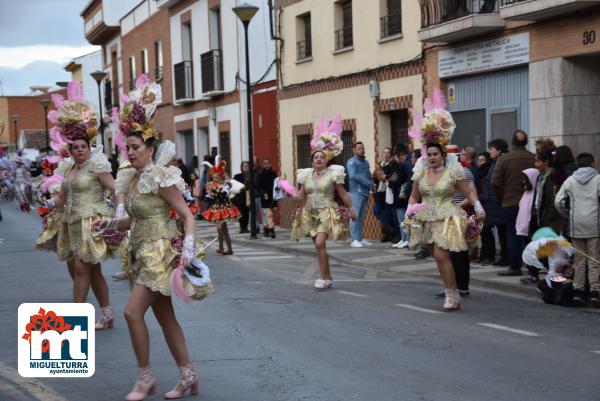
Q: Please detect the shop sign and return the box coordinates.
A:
[439,32,530,78]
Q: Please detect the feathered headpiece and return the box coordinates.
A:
[311,114,344,162]
[113,74,162,154]
[48,81,98,145]
[408,87,455,150]
[202,155,226,177]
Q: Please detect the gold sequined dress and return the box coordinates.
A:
[408,164,468,252]
[117,164,212,298]
[291,165,349,241]
[60,153,118,264]
[35,160,70,258]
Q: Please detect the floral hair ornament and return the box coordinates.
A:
[50,81,99,144]
[113,74,162,153]
[311,114,344,162]
[408,87,456,151]
[208,155,226,177]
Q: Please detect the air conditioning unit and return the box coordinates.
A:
[369,80,380,98]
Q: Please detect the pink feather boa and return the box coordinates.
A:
[406,202,426,217]
[277,178,297,198]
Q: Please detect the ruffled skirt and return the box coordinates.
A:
[64,216,120,264]
[291,207,349,241]
[127,236,213,300]
[202,203,240,222]
[408,214,468,252]
[35,211,64,253]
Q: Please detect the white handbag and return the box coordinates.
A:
[385,186,394,205]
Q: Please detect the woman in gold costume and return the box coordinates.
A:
[405,89,484,311]
[45,82,118,328]
[291,115,355,290]
[95,76,209,400]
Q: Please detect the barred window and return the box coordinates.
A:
[218,131,231,176]
[296,134,311,169]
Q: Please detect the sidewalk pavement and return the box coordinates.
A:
[196,221,540,298]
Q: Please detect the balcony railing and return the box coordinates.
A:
[200,49,224,94]
[419,0,499,29]
[380,13,403,38]
[498,0,600,21]
[334,26,353,50]
[296,38,312,60]
[155,65,164,81]
[104,80,112,111]
[174,60,194,101]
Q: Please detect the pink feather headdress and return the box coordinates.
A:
[408,87,455,150]
[50,81,99,145]
[310,114,344,162]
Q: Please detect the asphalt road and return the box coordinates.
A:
[1,203,599,401]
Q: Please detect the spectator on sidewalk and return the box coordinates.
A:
[176,157,192,186]
[555,152,600,306]
[233,161,251,234]
[389,144,410,248]
[373,147,399,243]
[460,146,477,176]
[253,156,264,235]
[492,130,535,276]
[517,168,541,284]
[530,148,565,236]
[474,151,492,263]
[553,145,577,238]
[347,142,374,248]
[257,158,278,238]
[483,139,509,266]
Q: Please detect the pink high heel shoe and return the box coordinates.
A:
[164,365,199,399]
[125,367,156,401]
[443,289,461,311]
[95,306,114,330]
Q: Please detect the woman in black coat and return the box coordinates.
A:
[233,161,251,234]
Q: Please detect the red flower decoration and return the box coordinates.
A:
[37,207,50,218]
[21,308,72,353]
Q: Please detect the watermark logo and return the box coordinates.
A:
[18,303,95,377]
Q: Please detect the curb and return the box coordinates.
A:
[198,231,541,298]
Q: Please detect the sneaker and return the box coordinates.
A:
[414,249,429,259]
[572,289,588,306]
[111,270,128,280]
[361,240,373,246]
[493,258,510,267]
[392,240,403,248]
[434,290,445,299]
[520,275,538,284]
[459,290,470,297]
[351,240,363,248]
[399,241,409,249]
[497,268,522,276]
[589,291,600,307]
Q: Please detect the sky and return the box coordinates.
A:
[0,0,99,95]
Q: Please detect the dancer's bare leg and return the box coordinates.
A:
[123,285,158,367]
[313,233,331,280]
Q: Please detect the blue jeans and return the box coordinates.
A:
[395,208,408,242]
[350,193,369,241]
[504,206,523,270]
[373,199,391,227]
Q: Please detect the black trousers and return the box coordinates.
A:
[238,202,249,231]
[451,250,470,292]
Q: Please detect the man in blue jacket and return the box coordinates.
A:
[347,142,374,247]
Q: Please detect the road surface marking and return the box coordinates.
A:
[335,290,370,298]
[0,379,30,401]
[477,323,540,337]
[395,304,443,314]
[591,351,600,356]
[242,255,297,260]
[0,361,69,401]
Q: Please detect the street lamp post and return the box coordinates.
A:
[233,2,260,239]
[40,99,51,155]
[10,114,19,157]
[90,70,107,153]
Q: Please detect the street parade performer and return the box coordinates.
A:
[201,157,242,255]
[404,88,485,311]
[43,81,119,328]
[94,74,212,401]
[291,114,355,290]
